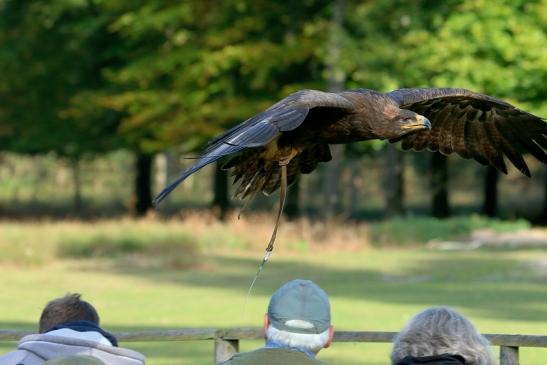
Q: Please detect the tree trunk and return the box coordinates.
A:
[322,145,344,219]
[349,158,362,217]
[322,0,346,220]
[70,158,83,212]
[134,152,153,217]
[537,166,547,225]
[0,154,4,216]
[285,179,300,219]
[212,162,230,220]
[384,144,405,218]
[431,152,450,218]
[481,165,499,217]
[155,154,166,193]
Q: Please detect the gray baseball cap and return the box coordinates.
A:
[267,279,331,334]
[44,356,105,365]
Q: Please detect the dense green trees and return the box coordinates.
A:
[0,0,545,218]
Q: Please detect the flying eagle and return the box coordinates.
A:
[155,88,546,251]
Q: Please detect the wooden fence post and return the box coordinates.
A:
[500,346,519,365]
[214,337,239,364]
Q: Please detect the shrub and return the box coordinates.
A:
[369,215,530,246]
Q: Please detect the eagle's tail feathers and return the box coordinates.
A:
[154,144,245,206]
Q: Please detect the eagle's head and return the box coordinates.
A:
[381,109,431,140]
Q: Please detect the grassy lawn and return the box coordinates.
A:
[0,219,546,364]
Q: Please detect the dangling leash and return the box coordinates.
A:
[244,162,288,306]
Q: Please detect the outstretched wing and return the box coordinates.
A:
[154,89,355,205]
[388,88,547,176]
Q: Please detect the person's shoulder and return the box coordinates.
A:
[220,348,328,365]
[219,349,263,365]
[0,334,55,364]
[0,348,39,365]
[17,333,145,365]
[0,349,22,360]
[261,348,327,363]
[220,348,283,364]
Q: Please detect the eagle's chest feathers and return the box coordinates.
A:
[317,115,376,143]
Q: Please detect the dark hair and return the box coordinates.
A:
[39,293,99,333]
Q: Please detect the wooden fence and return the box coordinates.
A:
[1,328,546,364]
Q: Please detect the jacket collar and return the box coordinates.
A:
[46,320,118,347]
[265,338,317,359]
[395,354,466,365]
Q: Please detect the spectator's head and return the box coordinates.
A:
[39,293,100,333]
[390,307,495,365]
[264,279,333,354]
[44,356,105,365]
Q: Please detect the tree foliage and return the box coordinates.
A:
[0,0,545,214]
[3,0,544,154]
[0,0,121,157]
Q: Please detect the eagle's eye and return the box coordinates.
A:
[398,116,415,124]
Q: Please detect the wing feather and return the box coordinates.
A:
[450,108,469,159]
[499,112,547,164]
[423,107,449,152]
[466,122,489,165]
[389,88,546,176]
[155,89,354,204]
[438,106,461,155]
[482,122,508,174]
[474,120,499,166]
[410,129,431,151]
[401,133,417,150]
[494,118,531,176]
[535,135,547,150]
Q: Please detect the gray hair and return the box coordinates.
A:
[266,325,330,353]
[390,307,495,365]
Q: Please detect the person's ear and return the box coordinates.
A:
[324,325,334,348]
[263,314,269,332]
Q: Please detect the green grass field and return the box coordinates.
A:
[0,218,546,364]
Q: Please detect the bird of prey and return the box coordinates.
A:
[155,87,546,252]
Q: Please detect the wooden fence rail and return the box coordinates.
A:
[1,328,546,364]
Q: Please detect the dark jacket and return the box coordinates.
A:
[220,348,327,365]
[395,354,466,365]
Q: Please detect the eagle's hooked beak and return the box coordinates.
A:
[417,115,432,129]
[400,115,432,131]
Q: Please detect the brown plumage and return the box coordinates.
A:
[155,87,545,205]
[155,87,545,254]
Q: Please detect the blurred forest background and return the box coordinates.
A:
[1,1,547,364]
[0,0,546,221]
